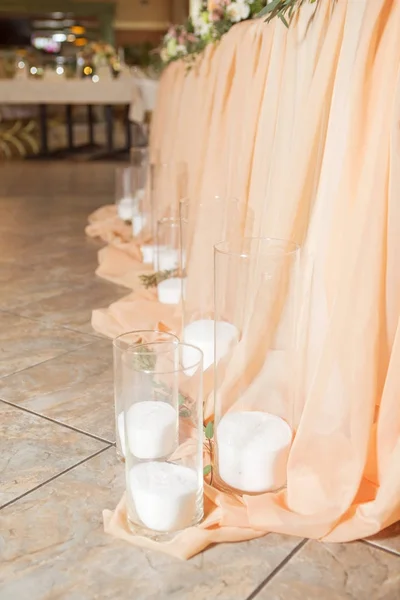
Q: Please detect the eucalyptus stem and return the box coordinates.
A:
[258,0,318,27]
[139,268,179,289]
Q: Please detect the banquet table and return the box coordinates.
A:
[86,0,400,557]
[0,77,158,157]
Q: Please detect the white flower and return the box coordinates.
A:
[160,48,169,63]
[226,1,251,23]
[166,38,177,57]
[176,44,188,56]
[193,15,212,37]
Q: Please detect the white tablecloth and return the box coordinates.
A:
[0,77,158,114]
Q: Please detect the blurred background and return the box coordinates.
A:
[0,0,189,160]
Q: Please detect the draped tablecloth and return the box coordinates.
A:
[0,76,158,124]
[0,76,158,108]
[88,0,400,558]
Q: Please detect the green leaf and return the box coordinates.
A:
[203,465,212,477]
[132,345,157,371]
[257,5,273,17]
[178,393,185,406]
[179,408,191,418]
[139,268,179,289]
[258,0,281,15]
[205,421,214,440]
[279,13,289,27]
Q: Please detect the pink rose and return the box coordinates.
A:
[210,9,224,21]
[208,0,229,10]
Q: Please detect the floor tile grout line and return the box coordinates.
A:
[0,445,112,512]
[0,397,115,446]
[361,539,400,558]
[0,338,103,382]
[0,308,106,341]
[60,324,107,340]
[245,538,308,600]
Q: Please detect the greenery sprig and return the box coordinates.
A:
[258,0,317,27]
[203,421,214,482]
[139,268,179,289]
[132,344,157,371]
[159,1,269,68]
[159,0,319,69]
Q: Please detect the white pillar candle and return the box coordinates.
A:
[129,461,198,532]
[117,198,132,221]
[157,277,184,305]
[141,244,155,264]
[217,411,293,493]
[126,400,177,459]
[182,319,239,372]
[158,248,180,271]
[132,214,146,237]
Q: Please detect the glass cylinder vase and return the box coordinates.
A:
[113,330,179,460]
[156,217,185,305]
[213,238,300,495]
[148,161,187,267]
[115,166,135,223]
[130,146,149,239]
[179,195,244,373]
[124,342,204,537]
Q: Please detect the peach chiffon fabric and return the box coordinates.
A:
[88,0,400,559]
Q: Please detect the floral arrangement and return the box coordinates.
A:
[160,1,267,66]
[81,41,117,63]
[159,0,319,67]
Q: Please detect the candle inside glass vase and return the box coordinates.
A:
[124,342,204,536]
[113,330,179,461]
[115,166,135,221]
[213,238,300,494]
[132,189,146,236]
[156,217,186,304]
[182,319,239,372]
[179,195,243,372]
[157,277,185,305]
[216,411,293,493]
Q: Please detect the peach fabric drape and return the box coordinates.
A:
[88,0,400,559]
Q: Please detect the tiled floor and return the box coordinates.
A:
[0,162,399,599]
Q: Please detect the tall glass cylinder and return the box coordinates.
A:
[213,238,300,495]
[149,161,187,266]
[113,330,179,460]
[130,145,148,169]
[124,342,204,536]
[179,195,244,373]
[115,166,135,222]
[130,146,150,240]
[156,217,185,305]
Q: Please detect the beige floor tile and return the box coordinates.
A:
[0,257,115,315]
[0,312,94,378]
[365,521,400,556]
[0,448,301,600]
[0,229,101,266]
[0,242,112,313]
[257,539,400,599]
[0,402,107,508]
[0,162,115,198]
[0,340,115,442]
[15,280,128,333]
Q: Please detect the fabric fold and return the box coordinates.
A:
[87,0,400,558]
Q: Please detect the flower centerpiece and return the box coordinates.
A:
[159,1,269,67]
[159,0,319,67]
[79,41,118,78]
[160,1,268,67]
